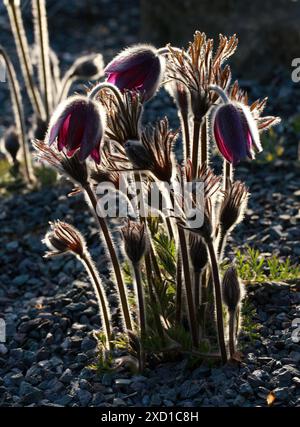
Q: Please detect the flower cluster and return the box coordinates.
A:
[34,31,280,369]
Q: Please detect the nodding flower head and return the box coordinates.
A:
[104,44,165,102]
[43,220,86,258]
[46,96,105,164]
[210,86,262,165]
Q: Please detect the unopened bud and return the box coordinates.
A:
[125,139,153,170]
[3,127,20,162]
[222,267,241,312]
[71,53,104,80]
[219,181,248,235]
[43,221,86,258]
[121,221,149,265]
[189,234,208,273]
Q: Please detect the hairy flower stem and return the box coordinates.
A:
[5,0,45,119]
[175,251,183,326]
[32,0,53,120]
[178,227,199,347]
[133,263,146,340]
[181,111,191,161]
[80,252,111,350]
[206,239,227,364]
[199,268,208,337]
[191,118,201,178]
[228,310,236,358]
[200,119,207,166]
[217,229,227,262]
[223,160,232,192]
[133,172,162,283]
[0,48,34,184]
[56,71,75,104]
[83,183,133,332]
[194,270,201,313]
[144,250,167,342]
[88,82,124,106]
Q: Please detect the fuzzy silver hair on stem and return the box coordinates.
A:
[43,220,111,349]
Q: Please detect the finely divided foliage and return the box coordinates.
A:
[3,1,283,370]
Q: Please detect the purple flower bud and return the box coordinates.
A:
[104,44,165,102]
[213,103,262,165]
[46,96,105,164]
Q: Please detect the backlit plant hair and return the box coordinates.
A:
[32,29,281,369]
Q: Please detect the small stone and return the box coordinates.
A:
[6,241,19,252]
[60,369,73,384]
[12,274,29,286]
[150,393,161,406]
[36,347,50,361]
[77,389,92,406]
[239,382,253,396]
[81,336,97,352]
[115,379,132,387]
[273,387,290,401]
[233,395,245,406]
[102,373,113,386]
[113,397,126,406]
[179,380,203,399]
[292,377,300,387]
[55,395,73,406]
[19,381,43,404]
[0,344,8,355]
[273,365,299,386]
[248,370,269,387]
[289,351,300,363]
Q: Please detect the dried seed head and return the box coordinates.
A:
[165,80,190,116]
[229,80,281,132]
[140,117,177,182]
[99,90,143,145]
[44,220,86,258]
[124,139,154,170]
[3,126,20,162]
[166,33,237,117]
[219,180,249,234]
[186,207,213,243]
[222,266,241,312]
[121,221,149,265]
[33,140,88,186]
[189,234,208,273]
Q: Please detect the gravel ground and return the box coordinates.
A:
[0,0,300,407]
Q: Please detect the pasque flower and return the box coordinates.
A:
[210,86,262,165]
[46,96,105,164]
[104,45,165,102]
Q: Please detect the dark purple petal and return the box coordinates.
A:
[47,96,105,164]
[90,142,101,164]
[214,104,252,165]
[57,114,71,151]
[105,46,158,73]
[78,104,103,162]
[64,103,87,151]
[105,45,163,102]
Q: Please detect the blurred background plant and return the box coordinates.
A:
[0,0,104,188]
